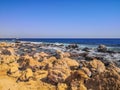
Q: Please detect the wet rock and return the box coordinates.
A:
[82,47,91,52]
[66,44,79,49]
[97,44,107,52]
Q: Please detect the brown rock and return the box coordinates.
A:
[89,59,106,73]
[17,68,33,82]
[0,55,18,64]
[57,83,68,90]
[85,68,120,90]
[61,58,79,69]
[47,68,70,84]
[17,55,41,70]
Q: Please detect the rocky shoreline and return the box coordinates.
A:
[0,41,120,90]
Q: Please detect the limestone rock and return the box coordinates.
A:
[90,59,106,73]
[17,68,33,82]
[61,58,79,69]
[85,68,120,90]
[47,68,70,84]
[57,83,68,90]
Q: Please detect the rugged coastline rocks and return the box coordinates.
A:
[0,42,120,90]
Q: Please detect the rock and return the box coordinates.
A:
[17,55,41,70]
[89,59,106,73]
[57,83,68,90]
[66,70,89,85]
[0,42,7,47]
[40,56,57,69]
[60,58,79,69]
[82,47,91,52]
[34,70,48,80]
[1,48,15,55]
[53,59,70,69]
[0,55,18,64]
[97,44,107,52]
[17,68,33,82]
[39,52,49,57]
[85,67,120,90]
[54,50,64,59]
[70,80,87,90]
[47,68,70,84]
[81,67,92,77]
[66,44,79,49]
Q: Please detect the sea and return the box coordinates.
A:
[0,38,120,51]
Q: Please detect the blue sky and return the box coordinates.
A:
[0,0,120,38]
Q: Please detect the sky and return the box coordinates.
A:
[0,0,120,38]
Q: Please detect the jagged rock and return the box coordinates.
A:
[17,68,33,82]
[66,70,89,85]
[89,59,106,73]
[0,55,18,64]
[17,55,41,70]
[1,47,15,55]
[60,58,79,69]
[47,68,71,84]
[57,83,68,90]
[39,52,49,57]
[85,67,120,90]
[66,44,79,49]
[82,47,91,52]
[70,80,87,90]
[0,42,7,47]
[66,70,88,90]
[97,44,107,52]
[34,70,48,80]
[81,67,92,77]
[40,56,57,69]
[53,60,70,69]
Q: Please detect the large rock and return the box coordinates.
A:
[0,55,18,64]
[97,44,107,52]
[1,48,15,55]
[89,59,106,73]
[17,68,33,82]
[59,58,79,69]
[47,68,70,84]
[57,83,68,90]
[40,56,57,69]
[66,70,89,90]
[66,44,79,49]
[85,68,120,90]
[17,55,41,70]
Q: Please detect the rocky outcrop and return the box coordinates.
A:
[0,42,120,90]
